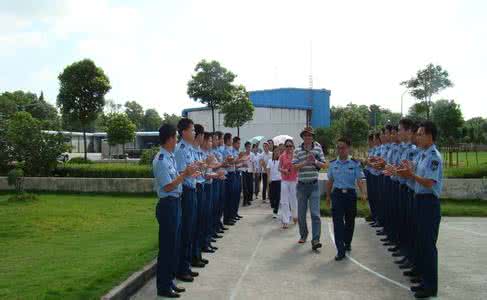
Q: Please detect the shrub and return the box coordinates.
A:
[68,157,94,164]
[444,164,487,178]
[54,163,152,178]
[8,193,39,203]
[139,147,160,165]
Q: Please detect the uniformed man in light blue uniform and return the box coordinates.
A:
[326,137,367,261]
[174,118,202,283]
[153,123,197,298]
[398,121,442,299]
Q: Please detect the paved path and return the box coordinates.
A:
[132,199,487,300]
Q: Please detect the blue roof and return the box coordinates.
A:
[182,87,331,127]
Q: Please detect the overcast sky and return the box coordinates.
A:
[1,0,486,119]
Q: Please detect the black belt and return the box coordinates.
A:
[298,180,318,185]
[160,196,180,200]
[333,188,356,194]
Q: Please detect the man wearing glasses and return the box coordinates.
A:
[292,127,327,251]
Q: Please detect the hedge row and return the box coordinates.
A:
[54,163,152,178]
[444,165,487,179]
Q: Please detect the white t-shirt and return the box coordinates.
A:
[257,151,273,173]
[267,159,281,181]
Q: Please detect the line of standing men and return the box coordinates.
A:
[366,119,443,299]
[152,118,248,298]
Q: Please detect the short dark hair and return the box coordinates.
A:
[267,139,273,144]
[411,122,419,135]
[233,136,240,144]
[399,118,414,131]
[284,139,294,146]
[214,131,223,139]
[419,121,438,142]
[374,132,381,142]
[390,125,399,132]
[177,118,193,136]
[224,133,232,143]
[244,141,251,147]
[203,132,212,141]
[194,124,204,138]
[159,123,177,145]
[337,137,351,147]
[385,124,393,132]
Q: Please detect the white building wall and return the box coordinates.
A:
[187,107,307,148]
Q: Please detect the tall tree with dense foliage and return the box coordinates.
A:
[187,59,236,132]
[124,101,144,129]
[57,59,111,159]
[431,99,464,145]
[141,109,162,131]
[162,113,181,127]
[221,85,254,137]
[401,63,453,119]
[462,117,487,144]
[106,113,136,154]
[6,112,67,175]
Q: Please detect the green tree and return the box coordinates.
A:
[407,101,429,122]
[431,99,464,145]
[57,59,111,159]
[315,127,336,155]
[141,109,162,131]
[0,113,9,172]
[332,109,369,147]
[187,59,236,132]
[162,113,181,127]
[462,117,487,144]
[0,94,18,119]
[401,63,453,119]
[124,101,144,129]
[106,113,136,155]
[6,112,67,175]
[221,85,254,137]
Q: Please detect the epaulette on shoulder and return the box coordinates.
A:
[180,143,186,149]
[158,154,164,160]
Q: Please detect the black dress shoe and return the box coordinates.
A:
[410,277,422,284]
[222,227,229,231]
[158,290,180,298]
[404,270,419,277]
[388,246,400,252]
[399,263,412,270]
[377,232,387,236]
[200,258,209,264]
[210,245,218,250]
[190,271,199,277]
[414,289,437,298]
[224,221,235,226]
[371,224,382,228]
[213,234,223,239]
[380,238,390,242]
[335,253,346,261]
[383,242,395,246]
[176,274,194,282]
[345,244,352,252]
[237,215,243,218]
[201,247,215,253]
[311,241,322,251]
[191,260,206,268]
[395,258,408,264]
[392,252,403,257]
[210,238,217,243]
[410,285,424,293]
[173,286,186,293]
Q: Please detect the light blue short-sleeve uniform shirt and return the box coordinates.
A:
[328,158,364,190]
[153,147,182,198]
[175,139,196,188]
[414,144,443,198]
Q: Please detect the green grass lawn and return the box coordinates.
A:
[442,150,487,167]
[0,193,158,300]
[320,197,487,217]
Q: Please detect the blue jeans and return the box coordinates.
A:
[297,181,321,242]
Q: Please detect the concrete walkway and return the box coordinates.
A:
[132,199,487,300]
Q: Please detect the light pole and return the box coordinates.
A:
[401,90,408,117]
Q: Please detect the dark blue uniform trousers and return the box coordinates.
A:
[416,194,441,293]
[331,189,357,255]
[234,172,242,217]
[212,180,221,234]
[204,183,213,246]
[156,196,181,293]
[193,183,206,258]
[177,186,197,276]
[224,173,235,222]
